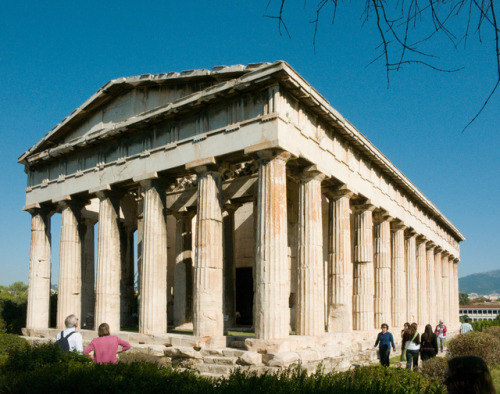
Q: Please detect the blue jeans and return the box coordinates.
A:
[406,349,419,370]
[438,336,445,352]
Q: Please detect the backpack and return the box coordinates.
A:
[54,330,76,351]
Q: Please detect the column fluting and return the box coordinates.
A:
[405,232,417,322]
[426,244,436,325]
[254,150,290,340]
[193,170,224,337]
[373,212,392,328]
[391,222,406,328]
[57,200,83,329]
[416,237,428,326]
[326,188,353,332]
[353,203,375,331]
[139,179,168,335]
[296,169,325,336]
[26,207,52,329]
[95,191,122,332]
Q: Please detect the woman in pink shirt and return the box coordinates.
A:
[84,323,131,364]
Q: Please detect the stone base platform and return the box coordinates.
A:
[21,328,405,377]
[22,328,459,377]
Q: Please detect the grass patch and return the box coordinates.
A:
[227,330,255,337]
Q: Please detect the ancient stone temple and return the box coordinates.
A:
[19,61,464,367]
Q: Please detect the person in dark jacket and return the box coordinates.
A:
[373,323,396,366]
[420,324,439,361]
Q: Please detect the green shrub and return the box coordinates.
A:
[0,359,447,393]
[484,326,500,340]
[0,334,28,366]
[0,334,28,356]
[2,341,91,373]
[420,357,449,384]
[447,331,500,366]
[217,366,445,394]
[471,316,500,332]
[118,351,171,367]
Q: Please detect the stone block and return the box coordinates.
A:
[297,349,322,362]
[245,338,290,353]
[238,351,262,366]
[222,349,245,358]
[164,346,202,359]
[203,356,237,365]
[200,348,224,357]
[265,352,299,367]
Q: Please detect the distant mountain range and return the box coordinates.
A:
[459,269,500,294]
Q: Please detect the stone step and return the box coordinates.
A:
[203,356,238,365]
[196,363,236,375]
[222,349,245,358]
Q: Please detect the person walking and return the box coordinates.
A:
[460,318,474,334]
[373,323,396,367]
[55,314,83,353]
[403,322,420,370]
[434,319,447,352]
[420,324,438,361]
[83,323,131,364]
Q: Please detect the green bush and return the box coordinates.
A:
[118,351,171,367]
[447,331,500,366]
[2,342,91,374]
[0,334,28,366]
[471,316,500,332]
[0,359,446,393]
[217,366,445,394]
[420,357,449,384]
[484,326,500,339]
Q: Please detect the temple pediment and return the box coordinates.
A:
[18,62,274,164]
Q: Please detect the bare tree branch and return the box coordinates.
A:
[264,0,500,131]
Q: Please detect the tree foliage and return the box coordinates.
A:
[0,282,28,334]
[459,292,471,305]
[265,0,500,131]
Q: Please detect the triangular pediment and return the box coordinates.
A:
[19,63,273,163]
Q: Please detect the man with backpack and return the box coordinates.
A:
[55,314,83,353]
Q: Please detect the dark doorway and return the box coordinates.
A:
[235,267,253,326]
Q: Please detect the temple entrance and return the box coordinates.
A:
[235,267,253,326]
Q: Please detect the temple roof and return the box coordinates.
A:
[18,61,465,242]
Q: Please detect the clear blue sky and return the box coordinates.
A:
[1,1,499,286]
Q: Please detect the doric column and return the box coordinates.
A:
[187,159,224,338]
[120,223,135,327]
[296,166,325,336]
[173,210,194,327]
[373,210,392,328]
[134,175,168,335]
[453,259,460,328]
[56,199,83,329]
[326,186,353,333]
[405,230,417,322]
[94,188,122,332]
[223,204,238,329]
[26,205,52,329]
[416,236,428,326]
[254,150,291,339]
[352,202,375,331]
[441,252,450,326]
[426,243,436,326]
[391,221,406,328]
[434,248,443,322]
[81,217,96,329]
